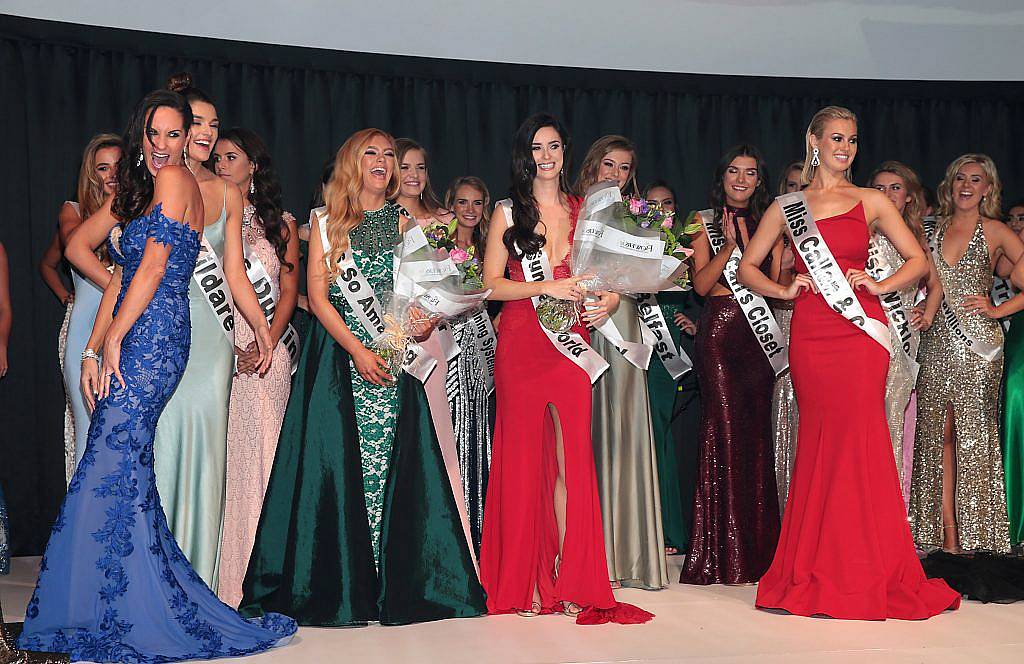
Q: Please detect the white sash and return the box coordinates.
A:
[192,234,235,341]
[922,218,1003,361]
[866,235,919,379]
[700,209,790,375]
[242,232,299,374]
[634,292,693,379]
[498,200,609,383]
[992,276,1017,332]
[445,309,497,410]
[777,193,892,354]
[315,208,437,382]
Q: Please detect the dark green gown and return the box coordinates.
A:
[240,203,486,626]
[647,290,701,552]
[1003,311,1024,546]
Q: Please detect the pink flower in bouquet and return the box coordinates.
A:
[450,247,470,264]
[660,216,674,230]
[675,245,694,258]
[628,197,644,215]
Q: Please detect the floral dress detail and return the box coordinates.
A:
[17,206,296,662]
[329,202,401,563]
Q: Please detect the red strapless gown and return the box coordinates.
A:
[755,202,960,620]
[479,197,652,625]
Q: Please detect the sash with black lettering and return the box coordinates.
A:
[865,235,919,378]
[922,217,1003,361]
[243,224,299,373]
[992,276,1017,332]
[699,208,790,375]
[497,200,609,383]
[572,185,655,369]
[444,309,497,411]
[192,234,235,341]
[315,208,438,381]
[776,193,892,354]
[634,292,692,379]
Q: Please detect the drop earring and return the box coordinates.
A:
[249,179,255,195]
[136,151,144,167]
[811,147,820,167]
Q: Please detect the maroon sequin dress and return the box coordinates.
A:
[680,207,781,585]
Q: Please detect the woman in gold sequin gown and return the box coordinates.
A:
[867,161,933,489]
[910,154,1024,554]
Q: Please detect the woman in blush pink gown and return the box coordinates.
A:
[214,128,300,607]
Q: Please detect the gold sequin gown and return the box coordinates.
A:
[909,219,1011,553]
[875,234,920,486]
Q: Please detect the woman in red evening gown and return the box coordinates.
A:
[479,113,652,624]
[736,106,961,620]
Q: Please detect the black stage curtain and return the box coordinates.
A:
[2,13,1023,553]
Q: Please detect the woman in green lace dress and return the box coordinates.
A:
[240,129,485,626]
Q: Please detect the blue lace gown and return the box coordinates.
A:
[17,206,296,663]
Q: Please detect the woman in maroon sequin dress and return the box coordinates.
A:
[682,145,782,585]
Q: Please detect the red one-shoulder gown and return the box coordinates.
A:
[755,202,960,620]
[479,196,652,625]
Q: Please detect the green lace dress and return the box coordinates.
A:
[240,202,485,626]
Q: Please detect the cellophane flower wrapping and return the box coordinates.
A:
[571,182,701,295]
[370,223,490,376]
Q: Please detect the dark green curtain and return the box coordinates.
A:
[2,13,1023,553]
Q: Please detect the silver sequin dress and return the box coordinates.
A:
[771,305,798,514]
[909,219,1011,552]
[449,314,494,552]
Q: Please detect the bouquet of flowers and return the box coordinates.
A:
[536,182,701,332]
[370,224,490,376]
[423,219,485,289]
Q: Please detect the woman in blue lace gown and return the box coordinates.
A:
[18,90,295,663]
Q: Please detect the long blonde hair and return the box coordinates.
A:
[801,106,858,185]
[76,133,123,218]
[574,135,639,197]
[937,153,1003,219]
[868,160,926,242]
[444,175,491,260]
[323,128,399,277]
[778,160,804,195]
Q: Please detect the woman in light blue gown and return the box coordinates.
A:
[59,134,123,471]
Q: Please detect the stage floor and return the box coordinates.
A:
[3,555,1023,663]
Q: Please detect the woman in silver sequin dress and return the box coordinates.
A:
[867,161,933,489]
[771,162,802,513]
[910,154,1024,554]
[442,176,496,552]
[576,136,669,590]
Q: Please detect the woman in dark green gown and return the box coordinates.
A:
[240,129,485,626]
[644,181,700,555]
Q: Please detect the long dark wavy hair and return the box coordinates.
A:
[709,144,772,226]
[218,127,293,272]
[111,89,193,222]
[504,113,574,258]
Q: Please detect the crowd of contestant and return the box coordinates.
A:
[2,71,1024,662]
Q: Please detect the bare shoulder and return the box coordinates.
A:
[853,186,893,220]
[982,216,1013,240]
[59,201,83,223]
